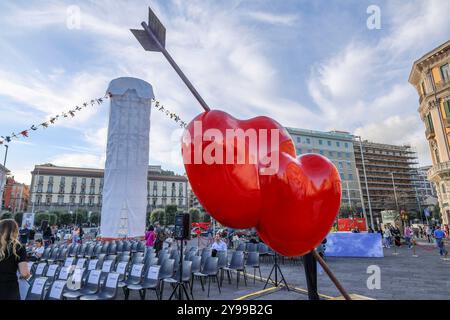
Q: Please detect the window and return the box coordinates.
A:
[306,138,311,144]
[162,198,167,206]
[346,152,350,159]
[327,141,331,146]
[48,176,54,184]
[297,137,301,143]
[70,196,75,205]
[347,162,352,168]
[348,173,353,180]
[46,195,52,205]
[318,140,323,145]
[88,196,94,206]
[152,198,157,206]
[329,151,334,157]
[89,186,95,194]
[179,183,183,196]
[441,64,450,82]
[57,195,64,205]
[37,184,43,193]
[308,149,313,153]
[79,196,85,205]
[98,196,102,206]
[444,101,450,118]
[336,142,340,147]
[36,195,42,205]
[338,162,344,170]
[319,150,324,155]
[426,113,434,132]
[47,184,53,193]
[337,152,342,158]
[38,176,44,184]
[344,142,349,149]
[179,198,183,206]
[297,148,302,154]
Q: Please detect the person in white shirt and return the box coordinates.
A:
[383,227,392,248]
[30,239,45,261]
[211,234,227,255]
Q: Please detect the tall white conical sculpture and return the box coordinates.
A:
[100,77,154,238]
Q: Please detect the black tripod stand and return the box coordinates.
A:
[263,254,289,290]
[168,239,191,300]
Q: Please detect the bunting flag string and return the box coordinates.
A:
[152,99,188,128]
[0,93,110,145]
[0,94,189,145]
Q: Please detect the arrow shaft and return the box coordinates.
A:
[141,22,210,112]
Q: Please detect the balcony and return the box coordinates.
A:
[425,128,436,140]
[428,161,450,181]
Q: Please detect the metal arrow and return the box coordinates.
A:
[131,7,210,112]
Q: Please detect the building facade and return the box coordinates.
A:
[412,166,437,206]
[286,128,363,209]
[0,164,10,210]
[354,140,420,222]
[2,177,29,213]
[29,164,188,213]
[409,40,450,225]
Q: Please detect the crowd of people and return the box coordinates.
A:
[379,223,448,256]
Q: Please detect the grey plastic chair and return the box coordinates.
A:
[26,277,48,300]
[63,269,102,300]
[127,265,161,300]
[245,243,257,253]
[192,256,220,297]
[45,280,66,300]
[223,251,247,288]
[163,260,193,300]
[123,263,145,300]
[245,252,262,284]
[79,272,120,300]
[158,259,175,299]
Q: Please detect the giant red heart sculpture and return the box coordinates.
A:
[182,110,341,257]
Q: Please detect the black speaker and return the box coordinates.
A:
[41,220,49,231]
[174,212,191,240]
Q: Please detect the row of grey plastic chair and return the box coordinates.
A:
[39,240,146,263]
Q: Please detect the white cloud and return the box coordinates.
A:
[246,11,299,26]
[51,153,105,169]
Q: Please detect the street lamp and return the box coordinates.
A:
[3,144,8,167]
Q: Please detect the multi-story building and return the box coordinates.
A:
[412,166,437,206]
[0,164,10,210]
[2,177,29,213]
[286,128,363,210]
[409,40,450,225]
[353,140,420,223]
[29,164,188,213]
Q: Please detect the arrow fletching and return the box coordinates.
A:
[131,7,166,52]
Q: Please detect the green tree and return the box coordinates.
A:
[74,209,88,225]
[58,212,73,226]
[202,212,211,223]
[150,209,165,225]
[189,208,201,223]
[14,212,23,226]
[89,212,100,225]
[0,212,13,220]
[34,212,50,227]
[48,213,58,225]
[165,205,178,225]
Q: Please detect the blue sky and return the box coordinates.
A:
[0,0,450,184]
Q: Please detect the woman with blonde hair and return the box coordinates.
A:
[0,219,30,300]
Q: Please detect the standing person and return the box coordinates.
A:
[78,226,84,244]
[153,224,165,254]
[145,226,156,248]
[0,219,31,300]
[426,226,433,243]
[434,226,447,256]
[29,227,36,244]
[43,226,52,247]
[71,227,80,245]
[384,227,392,248]
[18,225,30,245]
[404,225,413,249]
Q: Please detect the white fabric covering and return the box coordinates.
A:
[100,77,154,238]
